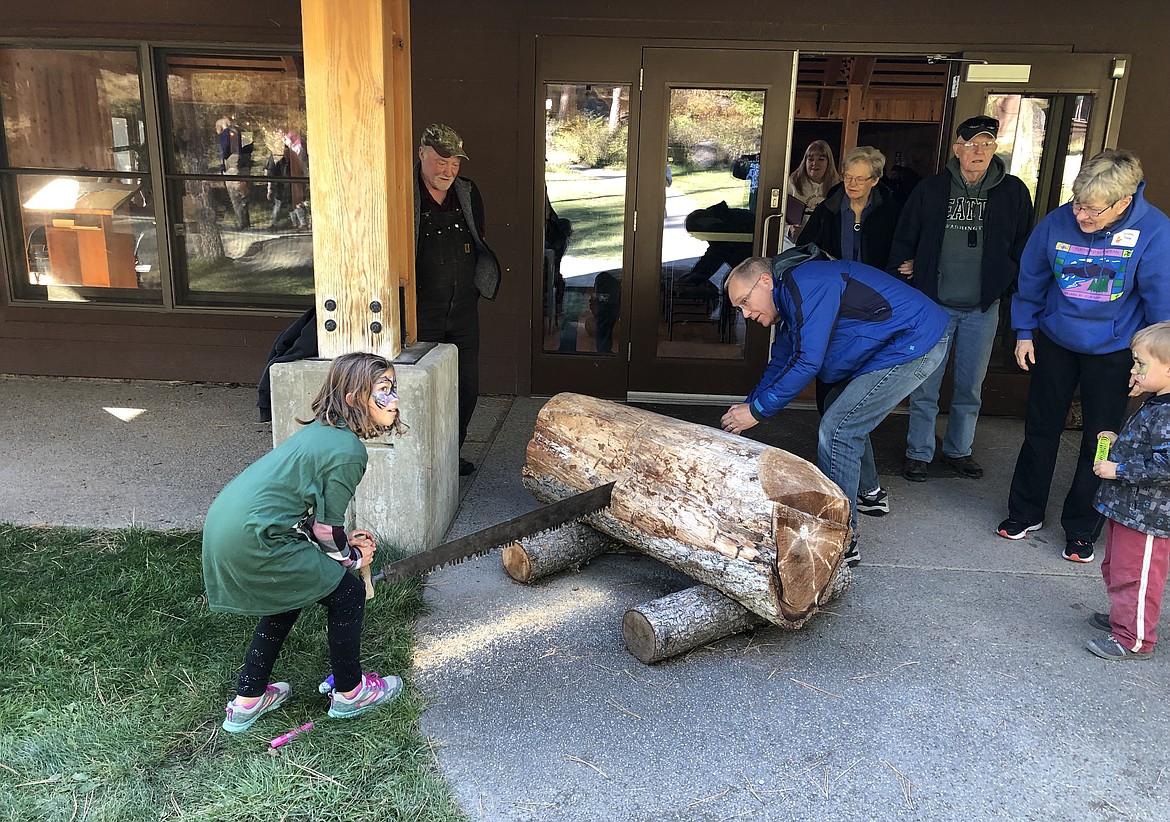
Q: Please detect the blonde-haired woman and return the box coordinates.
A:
[787,140,841,237]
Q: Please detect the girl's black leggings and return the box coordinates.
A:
[236,570,365,697]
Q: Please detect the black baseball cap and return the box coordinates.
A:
[956,115,999,141]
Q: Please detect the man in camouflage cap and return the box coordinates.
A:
[414,124,500,476]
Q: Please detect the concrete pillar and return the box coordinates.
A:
[269,342,458,554]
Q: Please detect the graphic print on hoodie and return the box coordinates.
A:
[1052,240,1132,303]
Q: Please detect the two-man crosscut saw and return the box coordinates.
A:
[370,482,614,584]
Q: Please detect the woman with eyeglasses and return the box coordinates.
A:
[794,146,904,519]
[999,149,1170,564]
[796,146,901,268]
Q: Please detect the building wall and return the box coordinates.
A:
[1,1,1167,391]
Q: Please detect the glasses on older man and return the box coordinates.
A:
[842,174,876,185]
[1071,199,1120,217]
[959,140,997,150]
[735,275,765,313]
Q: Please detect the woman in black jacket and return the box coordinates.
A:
[796,146,901,269]
[795,146,903,527]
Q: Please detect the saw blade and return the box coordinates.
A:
[371,482,614,584]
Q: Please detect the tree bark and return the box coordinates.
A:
[502,522,620,583]
[623,570,852,664]
[623,585,766,664]
[524,393,851,626]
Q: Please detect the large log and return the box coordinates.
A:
[524,393,851,626]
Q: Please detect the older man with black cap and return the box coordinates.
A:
[886,114,1034,484]
[414,123,501,476]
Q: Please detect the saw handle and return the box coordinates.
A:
[350,530,376,601]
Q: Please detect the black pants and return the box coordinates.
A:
[236,570,365,697]
[1006,330,1132,541]
[417,297,480,447]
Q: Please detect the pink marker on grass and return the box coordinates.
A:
[269,722,314,748]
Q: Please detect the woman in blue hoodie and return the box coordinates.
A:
[998,150,1170,563]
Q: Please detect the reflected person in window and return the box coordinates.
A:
[215,117,253,229]
[266,128,310,230]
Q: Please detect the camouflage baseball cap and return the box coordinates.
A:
[420,123,468,159]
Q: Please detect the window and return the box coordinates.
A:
[0,45,313,311]
[161,52,312,308]
[542,83,630,355]
[1,47,159,303]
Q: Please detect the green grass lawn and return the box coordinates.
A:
[546,166,752,264]
[0,524,464,822]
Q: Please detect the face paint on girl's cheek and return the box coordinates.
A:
[373,388,398,409]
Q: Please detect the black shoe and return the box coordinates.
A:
[1086,634,1153,661]
[996,518,1043,540]
[942,454,984,479]
[902,458,929,483]
[458,458,475,476]
[856,487,890,517]
[843,535,860,567]
[1063,538,1095,563]
[1088,612,1112,632]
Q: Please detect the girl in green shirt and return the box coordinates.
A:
[203,352,405,732]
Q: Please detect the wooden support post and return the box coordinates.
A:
[301,0,414,359]
[502,522,621,584]
[843,83,862,154]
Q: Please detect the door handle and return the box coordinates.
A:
[760,213,783,257]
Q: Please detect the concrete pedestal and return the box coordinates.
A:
[269,343,459,554]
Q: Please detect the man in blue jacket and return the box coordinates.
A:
[721,246,950,566]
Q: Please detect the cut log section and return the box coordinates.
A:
[502,522,621,583]
[623,585,767,664]
[623,569,852,664]
[524,393,852,626]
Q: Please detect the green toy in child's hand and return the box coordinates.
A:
[1095,435,1111,462]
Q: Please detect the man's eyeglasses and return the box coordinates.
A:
[735,275,764,313]
[1071,200,1119,217]
[842,174,875,185]
[959,140,997,151]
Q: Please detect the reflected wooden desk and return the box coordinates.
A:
[38,186,138,288]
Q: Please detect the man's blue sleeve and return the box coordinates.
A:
[745,272,840,419]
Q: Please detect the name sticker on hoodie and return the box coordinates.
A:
[1112,229,1140,248]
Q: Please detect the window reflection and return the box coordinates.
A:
[162,53,312,306]
[986,94,1049,205]
[17,175,157,296]
[172,179,314,304]
[0,48,145,172]
[658,88,762,360]
[543,83,630,355]
[1,47,158,304]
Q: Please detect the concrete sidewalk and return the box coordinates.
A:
[2,375,1168,821]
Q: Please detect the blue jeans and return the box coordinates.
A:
[822,382,880,496]
[819,335,949,531]
[905,302,1000,462]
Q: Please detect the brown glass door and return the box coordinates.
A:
[626,47,797,399]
